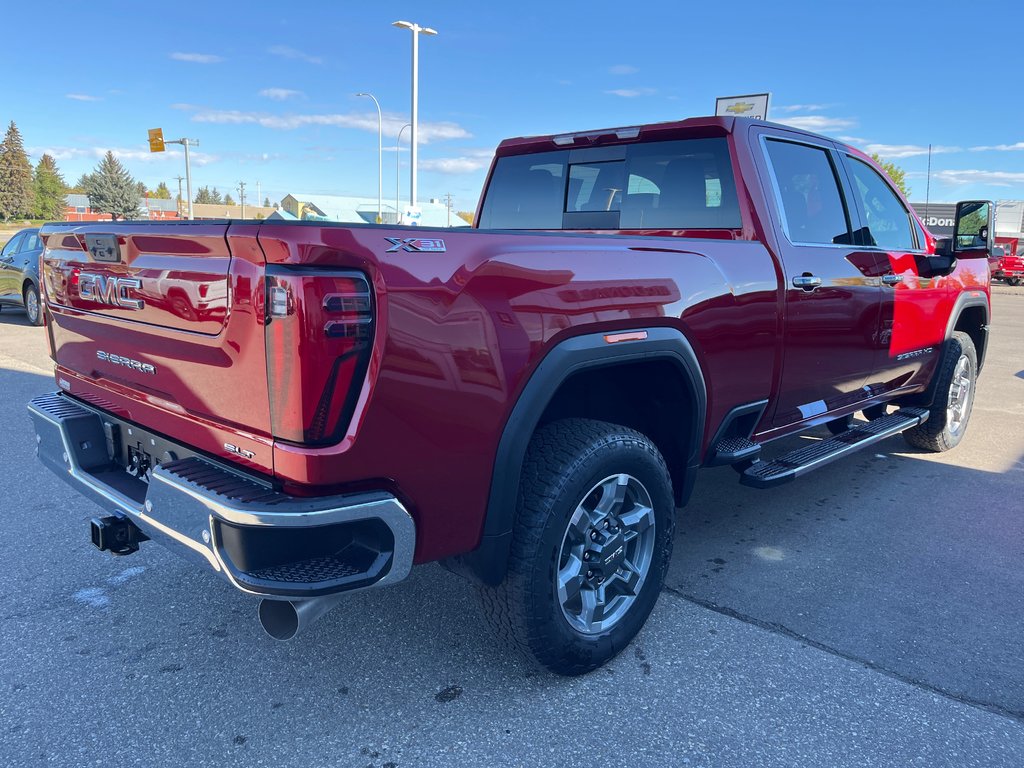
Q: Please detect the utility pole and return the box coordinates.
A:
[237,181,246,219]
[174,176,185,218]
[444,192,454,227]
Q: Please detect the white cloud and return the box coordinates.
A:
[606,88,656,98]
[774,104,830,113]
[862,143,960,159]
[927,169,1024,187]
[609,65,639,75]
[27,145,218,167]
[775,115,856,131]
[970,142,1024,152]
[170,52,223,64]
[66,94,101,102]
[420,156,492,174]
[188,109,471,143]
[268,45,322,65]
[259,88,304,101]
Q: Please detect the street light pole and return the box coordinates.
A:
[356,92,383,224]
[392,20,437,210]
[166,138,199,219]
[396,123,411,222]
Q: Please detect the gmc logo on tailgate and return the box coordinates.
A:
[79,274,145,310]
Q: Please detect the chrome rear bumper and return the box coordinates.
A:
[29,392,415,599]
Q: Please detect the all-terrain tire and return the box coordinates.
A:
[478,418,675,676]
[903,331,977,452]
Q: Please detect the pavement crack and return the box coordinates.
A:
[663,585,1024,724]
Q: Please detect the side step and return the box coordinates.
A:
[740,407,929,489]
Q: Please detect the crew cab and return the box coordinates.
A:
[29,117,993,675]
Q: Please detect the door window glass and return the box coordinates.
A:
[765,140,852,245]
[20,233,40,252]
[846,158,915,250]
[2,233,24,258]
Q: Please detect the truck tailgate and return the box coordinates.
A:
[40,222,274,475]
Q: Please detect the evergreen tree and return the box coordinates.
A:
[264,197,271,208]
[224,193,235,206]
[194,186,214,204]
[70,173,93,194]
[0,121,35,220]
[154,182,172,200]
[210,187,224,205]
[136,181,148,197]
[33,154,67,221]
[84,151,140,220]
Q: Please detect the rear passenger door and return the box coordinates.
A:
[756,130,890,428]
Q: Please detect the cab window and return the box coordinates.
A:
[765,139,852,246]
[845,158,915,251]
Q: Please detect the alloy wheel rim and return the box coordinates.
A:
[556,473,656,635]
[946,354,972,435]
[26,290,38,323]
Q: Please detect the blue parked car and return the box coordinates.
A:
[0,227,44,325]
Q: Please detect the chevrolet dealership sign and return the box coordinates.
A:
[715,93,770,120]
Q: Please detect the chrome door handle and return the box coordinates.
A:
[881,274,902,286]
[792,275,822,290]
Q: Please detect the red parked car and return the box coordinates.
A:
[29,116,993,674]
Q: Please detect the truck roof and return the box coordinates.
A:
[494,115,834,157]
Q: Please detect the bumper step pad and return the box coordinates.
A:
[740,407,929,489]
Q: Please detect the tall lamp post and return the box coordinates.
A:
[395,123,411,222]
[356,92,383,224]
[392,20,437,210]
[165,137,199,220]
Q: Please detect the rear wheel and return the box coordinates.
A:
[479,418,675,676]
[1008,277,1021,287]
[24,283,42,326]
[903,331,977,452]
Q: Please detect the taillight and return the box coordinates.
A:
[264,267,373,445]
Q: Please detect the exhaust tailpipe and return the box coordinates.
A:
[258,594,346,641]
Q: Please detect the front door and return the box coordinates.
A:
[756,132,887,428]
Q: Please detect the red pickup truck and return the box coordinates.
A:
[30,117,993,675]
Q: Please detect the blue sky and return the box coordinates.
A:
[2,0,1022,212]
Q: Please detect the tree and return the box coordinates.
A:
[84,151,140,220]
[870,153,910,198]
[69,173,93,195]
[264,197,271,208]
[224,193,235,206]
[136,181,148,197]
[33,154,68,221]
[153,182,172,200]
[194,186,217,204]
[210,187,224,205]
[0,121,35,220]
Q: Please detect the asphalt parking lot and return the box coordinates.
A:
[1,288,1022,768]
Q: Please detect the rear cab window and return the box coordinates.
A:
[478,138,741,231]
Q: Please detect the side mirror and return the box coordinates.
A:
[953,200,994,259]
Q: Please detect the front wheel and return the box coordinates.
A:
[479,418,675,676]
[1008,277,1021,287]
[903,331,977,452]
[24,284,43,326]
